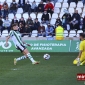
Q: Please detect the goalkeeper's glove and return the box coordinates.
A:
[77,58,80,66]
[77,58,80,61]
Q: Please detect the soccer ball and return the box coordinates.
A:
[43,54,50,60]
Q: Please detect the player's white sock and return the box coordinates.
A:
[26,53,35,62]
[16,55,27,61]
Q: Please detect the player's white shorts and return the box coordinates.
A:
[16,44,26,52]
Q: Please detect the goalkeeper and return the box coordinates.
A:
[73,33,85,66]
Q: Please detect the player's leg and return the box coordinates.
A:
[15,53,27,61]
[80,55,85,65]
[14,52,27,65]
[14,45,27,65]
[80,60,85,65]
[73,58,78,65]
[14,49,40,65]
[14,45,39,65]
[73,55,85,65]
[23,48,40,64]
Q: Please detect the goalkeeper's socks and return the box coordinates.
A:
[26,53,35,62]
[16,56,27,61]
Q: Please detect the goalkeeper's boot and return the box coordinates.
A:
[80,63,83,66]
[77,61,81,66]
[80,61,85,66]
[32,61,40,65]
[14,58,17,65]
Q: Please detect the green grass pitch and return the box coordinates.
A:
[0,52,85,85]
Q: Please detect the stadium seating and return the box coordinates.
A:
[38,36,43,37]
[77,30,83,37]
[0,0,5,3]
[43,2,46,5]
[54,8,60,13]
[7,0,12,3]
[38,18,41,23]
[62,3,69,8]
[68,7,74,14]
[29,0,34,3]
[23,35,29,37]
[63,0,68,2]
[82,13,85,17]
[37,13,43,19]
[37,13,43,22]
[17,8,23,14]
[61,8,67,13]
[1,30,8,37]
[43,24,47,30]
[77,2,83,8]
[51,13,58,19]
[76,8,82,14]
[48,13,51,19]
[15,13,21,20]
[8,13,14,19]
[69,30,76,37]
[70,2,76,8]
[64,30,68,37]
[23,13,29,20]
[55,3,61,8]
[83,7,85,13]
[57,0,63,3]
[0,0,84,38]
[31,30,38,37]
[36,2,39,6]
[50,19,56,25]
[8,2,11,7]
[15,0,19,3]
[30,13,36,19]
[35,0,41,3]
[59,13,64,18]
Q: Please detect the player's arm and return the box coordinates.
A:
[23,41,31,46]
[78,50,82,58]
[20,37,31,46]
[77,42,83,60]
[77,50,82,61]
[6,36,10,46]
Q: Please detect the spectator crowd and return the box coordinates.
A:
[0,0,85,37]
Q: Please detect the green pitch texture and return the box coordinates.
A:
[0,53,84,85]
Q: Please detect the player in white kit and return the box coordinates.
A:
[6,23,40,65]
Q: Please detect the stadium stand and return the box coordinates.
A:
[64,30,68,37]
[0,0,84,40]
[1,30,8,37]
[31,30,38,37]
[69,30,76,37]
[17,8,23,14]
[8,13,14,19]
[15,13,21,20]
[77,30,83,37]
[23,13,29,20]
[70,2,76,8]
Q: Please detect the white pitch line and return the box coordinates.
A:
[11,68,18,71]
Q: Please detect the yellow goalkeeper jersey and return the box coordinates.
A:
[80,40,85,55]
